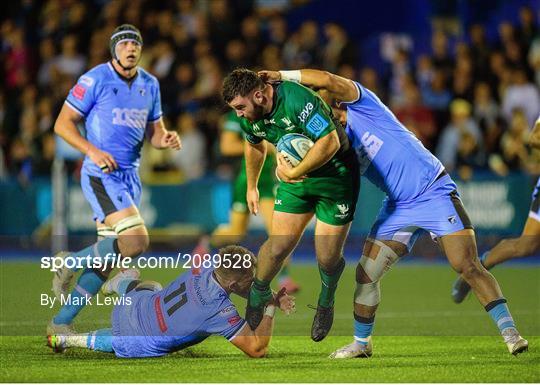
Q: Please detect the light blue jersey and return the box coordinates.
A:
[343,81,472,249]
[343,82,443,203]
[65,62,162,173]
[111,267,245,358]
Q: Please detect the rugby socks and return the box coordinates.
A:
[485,298,516,336]
[86,328,114,353]
[249,278,273,309]
[69,237,120,272]
[353,314,375,346]
[53,268,106,325]
[318,258,345,308]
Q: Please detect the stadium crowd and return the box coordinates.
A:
[1,0,539,184]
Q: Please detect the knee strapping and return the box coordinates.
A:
[354,239,400,306]
[112,215,145,234]
[97,226,116,240]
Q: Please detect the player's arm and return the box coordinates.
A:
[259,69,359,103]
[54,104,118,172]
[146,118,181,150]
[245,140,267,215]
[281,130,340,179]
[230,308,275,358]
[230,288,293,358]
[529,117,540,149]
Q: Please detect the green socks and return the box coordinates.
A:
[248,278,273,309]
[318,258,345,308]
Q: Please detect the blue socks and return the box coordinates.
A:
[53,268,106,325]
[87,328,113,353]
[353,314,375,346]
[485,298,516,334]
[69,237,119,272]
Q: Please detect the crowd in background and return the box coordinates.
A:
[1,0,539,185]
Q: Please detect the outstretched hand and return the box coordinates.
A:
[273,287,296,315]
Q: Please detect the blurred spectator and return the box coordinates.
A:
[502,66,540,128]
[469,23,491,77]
[267,15,288,48]
[431,30,454,77]
[151,39,176,80]
[436,99,483,171]
[3,25,30,90]
[170,113,206,180]
[322,22,357,73]
[394,82,437,150]
[416,54,434,91]
[516,6,537,53]
[54,34,86,79]
[491,109,533,176]
[388,48,412,108]
[473,82,500,132]
[37,38,57,88]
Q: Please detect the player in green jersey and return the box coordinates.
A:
[194,110,300,293]
[222,69,360,341]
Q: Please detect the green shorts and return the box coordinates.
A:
[274,172,360,226]
[232,157,277,213]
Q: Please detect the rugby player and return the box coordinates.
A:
[222,69,360,341]
[193,110,300,293]
[259,69,528,357]
[47,245,295,358]
[48,24,181,335]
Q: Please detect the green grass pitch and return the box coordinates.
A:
[1,261,539,382]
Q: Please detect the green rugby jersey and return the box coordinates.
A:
[239,81,354,177]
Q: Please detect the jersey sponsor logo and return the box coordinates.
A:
[112,108,149,129]
[448,215,457,224]
[73,84,86,100]
[264,118,276,125]
[227,315,242,326]
[139,88,146,96]
[335,203,350,219]
[298,102,314,123]
[79,75,94,87]
[355,132,384,174]
[274,199,282,205]
[306,113,329,136]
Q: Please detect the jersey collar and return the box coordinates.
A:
[107,61,139,85]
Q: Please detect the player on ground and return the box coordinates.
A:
[48,24,181,335]
[222,69,360,341]
[47,245,295,358]
[259,69,528,356]
[451,115,540,302]
[193,111,300,293]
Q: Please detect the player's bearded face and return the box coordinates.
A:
[229,95,264,122]
[116,40,142,69]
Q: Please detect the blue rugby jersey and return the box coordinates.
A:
[65,62,162,172]
[343,82,444,203]
[112,267,246,357]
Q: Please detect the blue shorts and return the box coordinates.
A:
[370,174,473,250]
[80,166,142,222]
[111,290,159,358]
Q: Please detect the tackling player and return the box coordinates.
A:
[193,110,300,293]
[451,114,540,302]
[259,69,528,357]
[222,69,360,341]
[48,25,181,335]
[47,245,295,358]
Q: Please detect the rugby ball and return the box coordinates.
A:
[276,133,314,167]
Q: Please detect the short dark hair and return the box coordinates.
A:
[222,68,265,103]
[215,245,256,279]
